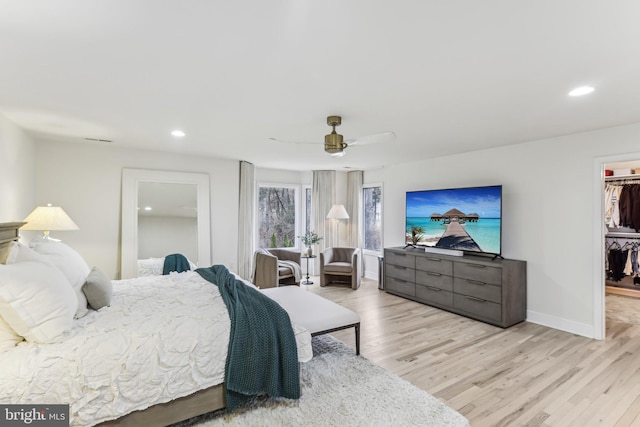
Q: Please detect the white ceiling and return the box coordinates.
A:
[1,1,640,171]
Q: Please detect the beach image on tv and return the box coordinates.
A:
[405,185,502,254]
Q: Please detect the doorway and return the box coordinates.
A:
[598,158,640,337]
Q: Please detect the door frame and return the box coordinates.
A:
[593,152,640,340]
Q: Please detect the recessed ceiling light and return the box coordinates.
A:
[171,130,186,137]
[569,86,595,97]
[144,206,152,211]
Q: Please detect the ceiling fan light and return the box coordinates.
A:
[324,132,344,154]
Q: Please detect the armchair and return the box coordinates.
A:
[319,247,361,290]
[252,248,302,289]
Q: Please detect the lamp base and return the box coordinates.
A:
[29,233,61,248]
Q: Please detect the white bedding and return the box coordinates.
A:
[0,271,312,426]
[137,256,198,276]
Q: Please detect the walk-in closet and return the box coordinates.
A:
[604,160,640,326]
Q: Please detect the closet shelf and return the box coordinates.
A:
[605,174,640,182]
[606,232,640,238]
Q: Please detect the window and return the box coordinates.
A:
[363,185,382,252]
[257,185,298,248]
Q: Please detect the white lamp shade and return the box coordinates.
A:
[21,205,79,231]
[326,204,349,220]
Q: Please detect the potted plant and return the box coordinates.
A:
[410,225,424,245]
[298,231,323,256]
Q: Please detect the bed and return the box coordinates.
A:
[0,222,312,426]
[137,256,197,277]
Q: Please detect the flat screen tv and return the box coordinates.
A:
[405,185,502,256]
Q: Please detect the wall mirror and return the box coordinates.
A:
[121,168,211,279]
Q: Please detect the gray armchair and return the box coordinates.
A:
[319,247,361,290]
[252,248,302,289]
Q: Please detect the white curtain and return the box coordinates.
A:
[237,161,255,279]
[346,170,363,274]
[346,170,363,247]
[312,170,336,255]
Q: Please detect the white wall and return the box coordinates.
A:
[370,121,640,338]
[0,114,36,222]
[33,140,239,279]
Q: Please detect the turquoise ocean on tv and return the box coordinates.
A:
[406,217,501,254]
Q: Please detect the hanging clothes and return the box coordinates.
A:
[607,248,628,282]
[605,184,622,227]
[624,249,634,276]
[619,184,640,231]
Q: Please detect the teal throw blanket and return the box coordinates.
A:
[163,253,191,275]
[196,265,300,411]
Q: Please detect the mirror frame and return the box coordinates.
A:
[121,168,211,279]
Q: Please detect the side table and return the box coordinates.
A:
[301,255,317,285]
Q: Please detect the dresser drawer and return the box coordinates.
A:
[416,270,453,291]
[453,293,501,323]
[454,262,501,285]
[385,251,415,268]
[385,276,416,297]
[416,284,453,308]
[385,264,415,282]
[416,256,453,276]
[454,277,501,304]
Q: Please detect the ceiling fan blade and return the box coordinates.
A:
[268,137,321,145]
[346,131,396,147]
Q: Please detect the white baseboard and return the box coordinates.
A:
[526,310,597,339]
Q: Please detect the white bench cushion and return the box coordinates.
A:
[262,286,360,335]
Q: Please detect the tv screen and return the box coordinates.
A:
[405,185,502,255]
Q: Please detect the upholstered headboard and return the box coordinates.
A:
[0,222,25,245]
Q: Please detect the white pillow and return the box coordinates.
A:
[6,241,43,264]
[0,315,23,351]
[32,242,90,319]
[0,260,77,343]
[137,257,165,276]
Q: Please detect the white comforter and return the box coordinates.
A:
[0,271,312,426]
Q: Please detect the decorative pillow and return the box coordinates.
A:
[0,260,77,343]
[83,267,113,310]
[32,242,90,319]
[0,315,23,351]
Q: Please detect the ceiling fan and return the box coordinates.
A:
[269,115,395,157]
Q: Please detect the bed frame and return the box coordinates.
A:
[98,384,225,426]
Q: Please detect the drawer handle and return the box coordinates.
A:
[426,257,441,262]
[395,278,408,283]
[427,272,442,277]
[426,286,441,292]
[468,264,486,269]
[395,266,407,270]
[464,295,486,302]
[396,253,406,256]
[466,279,486,286]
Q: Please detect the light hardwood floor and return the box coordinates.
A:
[304,277,640,427]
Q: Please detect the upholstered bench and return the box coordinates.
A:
[262,286,361,355]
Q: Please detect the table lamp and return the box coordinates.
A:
[21,204,79,242]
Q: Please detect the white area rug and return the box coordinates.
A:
[192,335,469,427]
